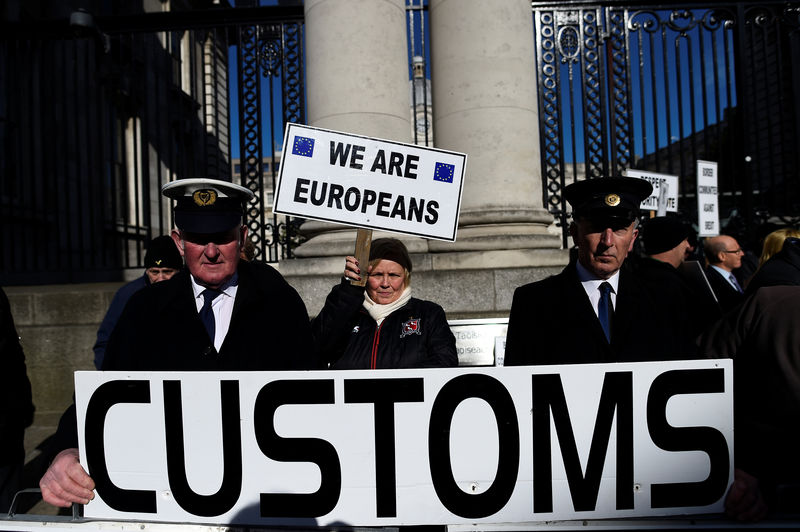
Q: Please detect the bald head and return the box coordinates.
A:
[704,235,743,272]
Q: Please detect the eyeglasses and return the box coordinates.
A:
[722,248,743,254]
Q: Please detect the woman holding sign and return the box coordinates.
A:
[312,238,457,369]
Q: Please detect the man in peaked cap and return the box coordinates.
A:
[40,178,320,509]
[505,176,693,365]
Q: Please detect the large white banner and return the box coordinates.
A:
[273,123,467,241]
[75,360,733,527]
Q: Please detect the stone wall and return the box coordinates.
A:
[6,282,120,513]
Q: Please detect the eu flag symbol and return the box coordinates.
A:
[433,162,455,183]
[292,136,315,157]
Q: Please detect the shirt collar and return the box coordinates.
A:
[190,272,239,299]
[576,260,621,293]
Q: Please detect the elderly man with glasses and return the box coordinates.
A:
[703,234,746,313]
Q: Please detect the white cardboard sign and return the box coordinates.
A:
[697,160,720,237]
[75,360,732,527]
[624,169,679,213]
[273,123,467,241]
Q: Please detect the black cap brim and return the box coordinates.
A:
[174,210,242,234]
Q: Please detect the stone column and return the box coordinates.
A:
[293,0,417,259]
[428,0,561,255]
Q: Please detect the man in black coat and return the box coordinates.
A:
[703,234,745,313]
[635,216,721,348]
[39,178,320,509]
[505,177,692,365]
[0,286,35,513]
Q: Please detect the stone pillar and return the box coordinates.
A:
[282,0,568,319]
[294,0,415,259]
[427,0,561,254]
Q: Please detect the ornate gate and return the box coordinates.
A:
[0,4,304,284]
[533,1,800,246]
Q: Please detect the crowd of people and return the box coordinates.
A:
[1,176,797,523]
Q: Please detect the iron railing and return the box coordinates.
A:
[0,4,305,285]
[532,1,800,246]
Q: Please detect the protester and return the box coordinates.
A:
[701,285,800,520]
[0,286,35,513]
[39,177,320,508]
[636,216,721,346]
[505,177,691,365]
[757,228,800,267]
[92,235,183,369]
[745,235,800,295]
[312,237,457,369]
[703,235,745,313]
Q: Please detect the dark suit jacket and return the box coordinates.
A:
[103,261,319,371]
[52,261,319,454]
[704,265,744,314]
[504,262,693,366]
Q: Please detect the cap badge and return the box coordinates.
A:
[155,259,163,265]
[193,189,217,207]
[605,193,621,207]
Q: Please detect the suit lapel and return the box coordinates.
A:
[565,264,611,349]
[612,268,638,347]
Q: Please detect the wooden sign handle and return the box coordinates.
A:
[350,229,373,287]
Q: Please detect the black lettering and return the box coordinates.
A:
[429,374,519,518]
[362,189,377,213]
[344,378,424,518]
[404,154,419,179]
[648,369,729,508]
[388,152,404,176]
[310,181,328,206]
[328,184,344,209]
[425,201,439,224]
[390,196,407,219]
[330,142,351,166]
[293,178,310,203]
[85,380,156,513]
[408,197,424,222]
[164,380,242,517]
[376,192,392,217]
[344,187,361,211]
[350,145,365,169]
[255,380,341,518]
[532,372,633,513]
[370,150,387,173]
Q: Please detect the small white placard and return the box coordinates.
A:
[696,160,720,237]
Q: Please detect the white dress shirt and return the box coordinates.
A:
[575,261,620,318]
[191,274,238,352]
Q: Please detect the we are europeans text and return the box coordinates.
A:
[293,141,440,225]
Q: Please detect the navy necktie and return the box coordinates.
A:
[729,273,743,293]
[598,282,614,343]
[200,289,221,342]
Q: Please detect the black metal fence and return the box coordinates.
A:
[0,4,305,285]
[533,1,800,246]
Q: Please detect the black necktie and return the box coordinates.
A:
[200,289,221,342]
[598,282,614,343]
